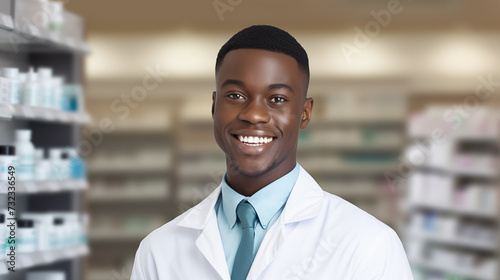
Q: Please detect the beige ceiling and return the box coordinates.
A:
[67,0,500,33]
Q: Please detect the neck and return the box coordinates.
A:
[225,160,296,197]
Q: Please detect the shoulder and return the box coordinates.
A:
[136,207,198,258]
[318,192,411,277]
[136,186,222,258]
[319,191,399,243]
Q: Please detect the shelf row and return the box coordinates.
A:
[410,257,495,280]
[86,164,399,177]
[0,245,89,274]
[410,132,499,142]
[0,104,91,124]
[407,230,496,252]
[408,202,496,220]
[0,10,89,54]
[179,118,405,127]
[0,179,87,194]
[417,164,498,179]
[177,143,403,156]
[89,231,148,242]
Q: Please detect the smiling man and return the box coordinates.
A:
[131,25,413,280]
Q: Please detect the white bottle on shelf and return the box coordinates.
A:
[27,271,65,280]
[18,72,27,105]
[24,69,40,107]
[38,67,53,108]
[1,68,20,105]
[0,77,9,105]
[0,146,16,182]
[37,0,51,30]
[50,217,65,249]
[0,214,6,258]
[52,76,64,110]
[49,2,64,33]
[15,130,36,181]
[20,213,53,251]
[49,148,68,180]
[17,219,37,253]
[61,150,71,180]
[35,148,50,181]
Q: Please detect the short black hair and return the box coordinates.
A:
[215,25,310,82]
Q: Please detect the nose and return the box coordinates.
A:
[238,98,271,124]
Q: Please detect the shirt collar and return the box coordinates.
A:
[221,162,299,230]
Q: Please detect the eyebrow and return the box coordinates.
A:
[268,83,294,94]
[221,79,245,88]
[221,79,294,94]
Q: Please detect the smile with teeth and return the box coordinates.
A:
[237,135,274,146]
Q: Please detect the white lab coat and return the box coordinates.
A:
[131,165,413,280]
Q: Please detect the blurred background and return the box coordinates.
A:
[0,0,499,279]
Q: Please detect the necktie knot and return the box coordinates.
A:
[236,201,257,229]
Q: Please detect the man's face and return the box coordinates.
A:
[213,48,313,178]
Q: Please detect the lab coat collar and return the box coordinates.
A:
[176,164,324,280]
[177,164,324,229]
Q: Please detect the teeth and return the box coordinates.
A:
[237,135,274,145]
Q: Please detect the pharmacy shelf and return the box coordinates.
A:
[86,126,171,136]
[89,231,149,242]
[410,258,496,280]
[88,192,169,203]
[0,15,89,54]
[298,143,404,153]
[0,2,89,279]
[0,179,88,194]
[87,164,171,175]
[404,108,500,280]
[305,164,399,176]
[410,202,497,220]
[179,145,223,156]
[0,104,91,124]
[88,268,132,280]
[409,132,499,142]
[0,245,89,274]
[418,163,498,179]
[178,169,226,181]
[310,118,405,127]
[0,12,14,30]
[407,230,496,252]
[323,187,381,198]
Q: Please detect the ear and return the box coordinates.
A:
[300,97,313,129]
[211,91,216,118]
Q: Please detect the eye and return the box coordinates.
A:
[271,96,287,103]
[227,93,245,100]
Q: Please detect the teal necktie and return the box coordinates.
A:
[231,201,257,280]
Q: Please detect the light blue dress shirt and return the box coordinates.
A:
[215,162,300,273]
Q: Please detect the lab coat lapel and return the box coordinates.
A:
[177,185,231,280]
[195,216,231,280]
[247,165,324,280]
[246,217,285,280]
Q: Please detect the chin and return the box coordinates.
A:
[230,158,275,178]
